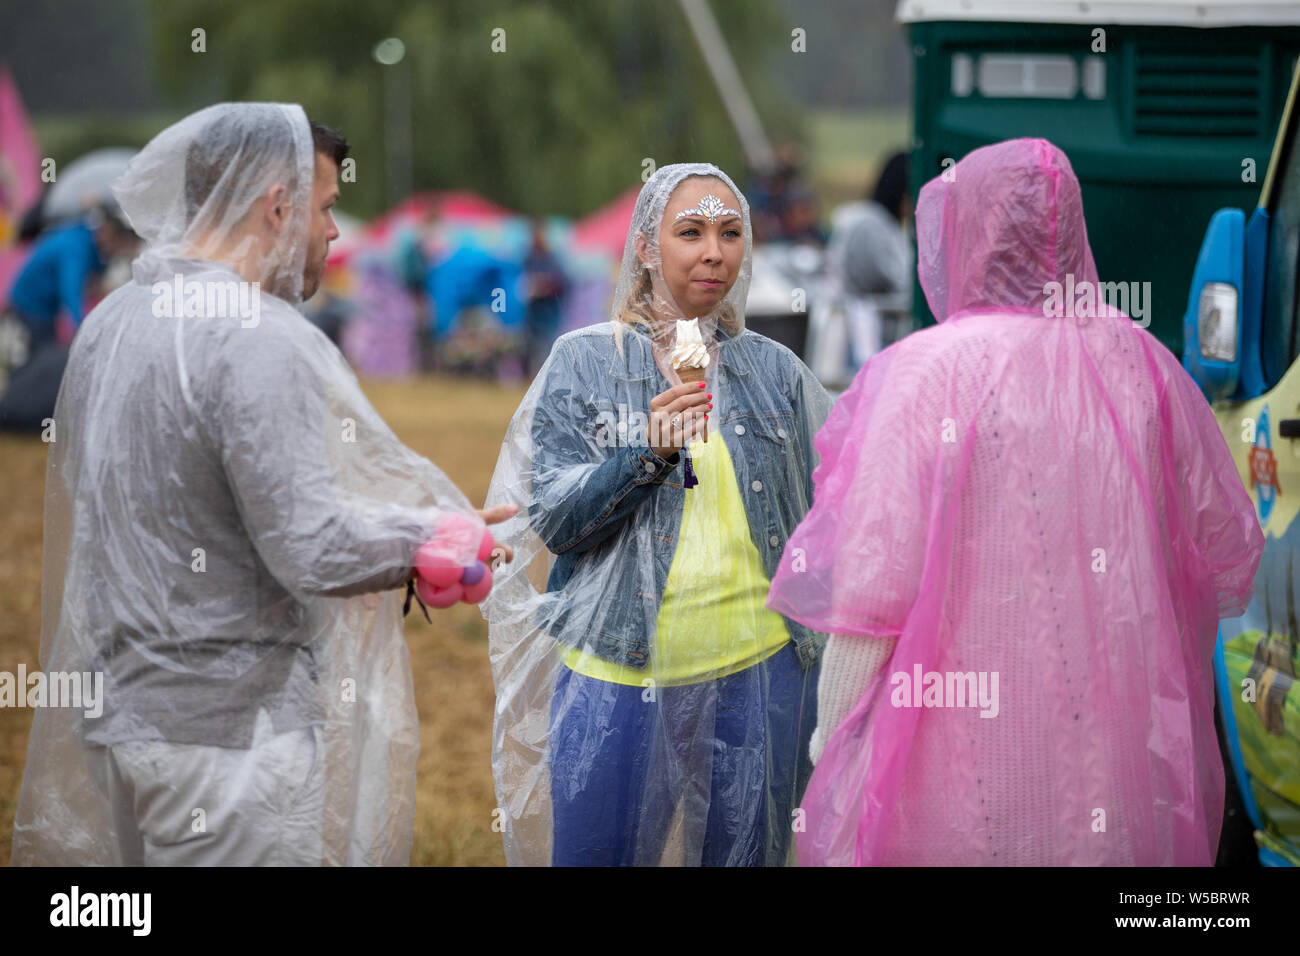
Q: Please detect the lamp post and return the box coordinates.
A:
[374,37,412,207]
[677,0,774,174]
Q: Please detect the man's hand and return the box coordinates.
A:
[478,504,518,566]
[405,505,519,585]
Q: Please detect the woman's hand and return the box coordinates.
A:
[649,382,711,460]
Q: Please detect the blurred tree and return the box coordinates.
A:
[148,0,800,217]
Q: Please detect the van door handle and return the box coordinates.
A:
[1279,419,1300,438]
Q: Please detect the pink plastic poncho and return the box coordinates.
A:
[766,138,1264,866]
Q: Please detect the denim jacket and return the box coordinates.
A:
[528,319,832,670]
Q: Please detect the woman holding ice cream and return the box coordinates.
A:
[481,163,831,866]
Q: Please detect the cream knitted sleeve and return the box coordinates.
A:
[810,633,899,765]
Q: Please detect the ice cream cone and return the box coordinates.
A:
[676,364,707,384]
[670,318,710,386]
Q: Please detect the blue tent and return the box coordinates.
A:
[427,245,522,339]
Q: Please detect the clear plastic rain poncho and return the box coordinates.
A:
[767,138,1265,865]
[11,103,486,865]
[482,163,833,865]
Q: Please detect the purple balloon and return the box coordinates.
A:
[460,561,487,586]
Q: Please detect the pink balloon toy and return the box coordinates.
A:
[462,566,493,604]
[416,577,463,609]
[413,514,498,606]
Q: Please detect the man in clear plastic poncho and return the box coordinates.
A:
[11,104,498,866]
[482,163,833,865]
[767,138,1264,865]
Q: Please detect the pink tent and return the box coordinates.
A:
[571,186,639,259]
[327,189,515,268]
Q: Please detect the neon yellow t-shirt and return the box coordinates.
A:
[563,432,791,686]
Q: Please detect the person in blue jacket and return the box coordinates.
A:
[8,205,136,350]
[0,205,137,432]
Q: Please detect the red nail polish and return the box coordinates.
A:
[698,382,706,388]
[706,394,712,399]
[708,403,713,409]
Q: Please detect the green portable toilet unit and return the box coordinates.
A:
[898,0,1300,354]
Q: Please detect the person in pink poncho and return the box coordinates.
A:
[766,138,1264,866]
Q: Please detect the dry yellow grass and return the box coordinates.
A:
[0,374,529,866]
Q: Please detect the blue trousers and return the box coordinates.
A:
[549,642,817,866]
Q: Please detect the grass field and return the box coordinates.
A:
[0,374,529,866]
